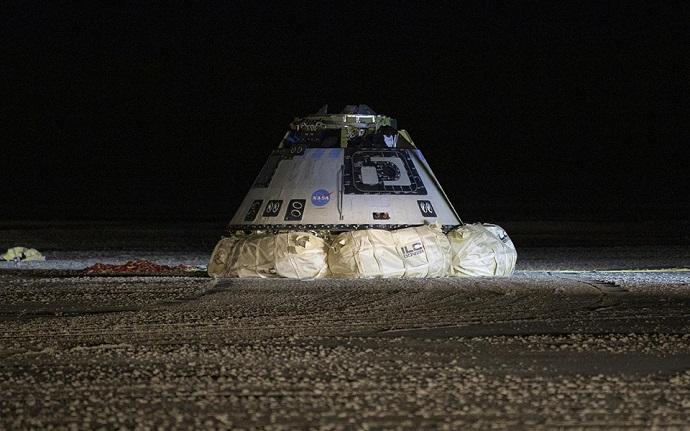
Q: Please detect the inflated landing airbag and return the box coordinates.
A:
[447,224,517,276]
[208,223,516,279]
[328,224,451,278]
[208,232,329,279]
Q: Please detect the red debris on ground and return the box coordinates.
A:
[83,259,193,275]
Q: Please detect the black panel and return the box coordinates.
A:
[262,200,283,217]
[343,149,427,195]
[376,161,401,181]
[284,199,306,221]
[417,200,437,217]
[244,200,263,221]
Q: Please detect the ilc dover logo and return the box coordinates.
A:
[311,189,332,207]
[400,242,424,258]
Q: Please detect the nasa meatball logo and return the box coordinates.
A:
[311,189,332,207]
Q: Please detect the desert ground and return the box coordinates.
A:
[1,221,689,429]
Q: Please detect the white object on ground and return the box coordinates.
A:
[328,223,451,278]
[209,223,517,279]
[208,234,277,278]
[447,223,517,277]
[208,232,328,279]
[1,247,45,262]
[274,232,329,279]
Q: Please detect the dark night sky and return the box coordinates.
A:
[2,2,688,222]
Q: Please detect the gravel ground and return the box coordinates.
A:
[1,222,689,429]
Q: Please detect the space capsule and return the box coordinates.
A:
[209,105,515,279]
[227,104,461,233]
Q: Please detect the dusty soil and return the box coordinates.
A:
[1,222,689,429]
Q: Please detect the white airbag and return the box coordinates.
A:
[328,224,451,278]
[447,223,517,277]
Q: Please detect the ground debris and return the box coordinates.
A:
[83,259,194,275]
